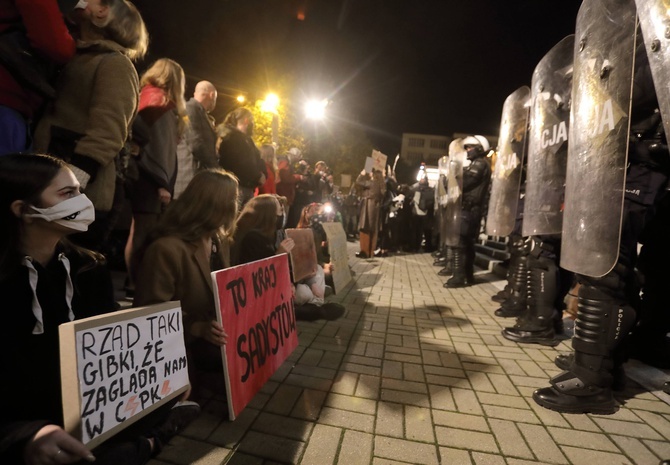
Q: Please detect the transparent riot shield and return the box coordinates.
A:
[437,156,449,247]
[445,140,465,246]
[486,86,530,236]
[523,35,574,237]
[561,0,637,277]
[635,0,670,138]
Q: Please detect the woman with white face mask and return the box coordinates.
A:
[0,154,111,463]
[0,154,186,464]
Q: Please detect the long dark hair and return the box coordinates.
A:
[0,154,101,278]
[148,169,239,244]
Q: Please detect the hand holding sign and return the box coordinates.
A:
[24,424,95,464]
[277,238,295,255]
[191,320,227,346]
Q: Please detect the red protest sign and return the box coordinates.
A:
[211,254,298,420]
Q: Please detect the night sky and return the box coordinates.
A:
[132,0,582,155]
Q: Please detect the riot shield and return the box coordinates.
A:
[523,35,575,237]
[486,86,530,236]
[437,156,449,247]
[444,139,465,246]
[635,0,670,138]
[560,0,637,277]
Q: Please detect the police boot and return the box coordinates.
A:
[444,248,468,288]
[433,247,448,266]
[494,259,527,317]
[494,237,530,317]
[554,352,627,391]
[533,282,636,414]
[437,247,454,276]
[492,256,515,302]
[491,286,510,303]
[502,255,561,346]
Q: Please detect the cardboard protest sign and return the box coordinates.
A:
[371,149,388,172]
[211,254,298,420]
[364,156,374,173]
[285,228,318,282]
[59,302,189,449]
[321,222,353,293]
[340,174,351,188]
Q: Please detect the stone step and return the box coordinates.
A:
[485,239,508,251]
[474,252,502,273]
[475,243,509,261]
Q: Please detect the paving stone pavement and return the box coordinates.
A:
[148,245,670,465]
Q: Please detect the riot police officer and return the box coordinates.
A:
[533,4,670,413]
[444,135,491,288]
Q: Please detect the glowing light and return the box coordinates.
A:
[305,98,328,120]
[261,93,280,113]
[236,95,246,104]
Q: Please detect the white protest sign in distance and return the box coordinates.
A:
[59,302,190,449]
[320,222,353,294]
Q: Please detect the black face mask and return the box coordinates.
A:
[466,146,482,160]
[276,215,285,230]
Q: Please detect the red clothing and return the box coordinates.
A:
[276,157,301,205]
[258,161,277,194]
[138,84,175,120]
[0,0,76,118]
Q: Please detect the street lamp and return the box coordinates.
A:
[260,93,280,145]
[305,98,328,120]
[236,95,246,104]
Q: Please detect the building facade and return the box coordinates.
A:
[399,133,451,166]
[400,132,499,166]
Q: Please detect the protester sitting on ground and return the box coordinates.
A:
[234,195,339,321]
[133,169,239,401]
[232,194,294,266]
[0,154,195,465]
[34,0,148,252]
[296,202,332,269]
[295,202,337,295]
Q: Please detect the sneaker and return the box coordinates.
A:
[320,302,345,320]
[295,303,322,321]
[152,401,201,446]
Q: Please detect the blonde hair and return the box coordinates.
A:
[88,0,149,61]
[148,169,239,245]
[140,58,188,135]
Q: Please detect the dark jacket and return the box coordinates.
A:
[130,85,179,213]
[233,230,276,266]
[217,126,265,188]
[0,248,115,463]
[462,156,491,213]
[184,98,218,169]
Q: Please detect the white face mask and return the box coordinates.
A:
[26,194,95,232]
